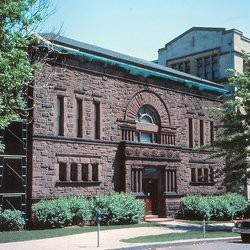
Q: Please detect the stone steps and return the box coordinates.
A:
[145,214,174,223]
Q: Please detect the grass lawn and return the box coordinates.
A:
[121,230,237,243]
[0,223,157,244]
[0,221,236,244]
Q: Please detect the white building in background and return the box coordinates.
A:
[158,27,250,86]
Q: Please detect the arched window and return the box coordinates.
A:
[135,105,159,143]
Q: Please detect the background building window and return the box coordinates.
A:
[196,54,218,80]
[57,96,64,136]
[59,163,67,181]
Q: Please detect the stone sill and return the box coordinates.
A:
[190,182,215,186]
[55,181,101,186]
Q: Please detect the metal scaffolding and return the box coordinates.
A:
[0,120,27,224]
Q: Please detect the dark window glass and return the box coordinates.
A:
[189,118,193,148]
[59,163,67,181]
[210,121,214,143]
[210,167,214,182]
[198,168,203,182]
[77,99,83,137]
[191,168,196,182]
[200,120,204,146]
[92,164,99,181]
[82,164,88,181]
[204,168,209,182]
[57,96,64,136]
[94,102,100,139]
[70,163,78,181]
[166,170,177,192]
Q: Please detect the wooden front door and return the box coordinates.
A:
[144,179,158,215]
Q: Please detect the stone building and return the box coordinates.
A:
[158,27,250,85]
[1,33,227,220]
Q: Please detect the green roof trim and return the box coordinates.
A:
[52,44,227,95]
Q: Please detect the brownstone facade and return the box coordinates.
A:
[27,35,226,217]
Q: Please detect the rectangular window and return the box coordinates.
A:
[184,61,190,73]
[166,169,177,193]
[198,168,203,182]
[70,163,78,181]
[188,118,193,148]
[57,96,64,136]
[81,164,88,181]
[210,121,214,143]
[200,120,204,146]
[76,99,83,137]
[131,168,142,193]
[92,164,99,181]
[59,163,67,181]
[197,54,218,80]
[191,167,215,184]
[210,167,214,182]
[212,55,219,79]
[191,168,196,182]
[94,101,100,139]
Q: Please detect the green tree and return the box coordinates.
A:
[0,0,53,151]
[213,52,250,194]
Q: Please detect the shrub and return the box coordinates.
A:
[0,209,25,231]
[91,192,145,225]
[32,197,73,228]
[32,193,145,228]
[179,193,248,221]
[67,196,92,225]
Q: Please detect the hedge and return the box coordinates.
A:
[0,209,25,231]
[32,192,145,228]
[179,193,248,220]
[91,192,145,225]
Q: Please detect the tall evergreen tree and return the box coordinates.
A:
[0,0,53,151]
[213,52,250,194]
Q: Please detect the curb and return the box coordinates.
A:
[110,236,241,250]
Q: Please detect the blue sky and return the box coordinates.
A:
[42,0,250,61]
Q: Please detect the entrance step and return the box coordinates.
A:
[145,215,174,223]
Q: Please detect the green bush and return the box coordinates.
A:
[32,197,73,228]
[179,193,248,221]
[32,193,145,228]
[67,196,92,225]
[92,192,145,225]
[0,209,25,231]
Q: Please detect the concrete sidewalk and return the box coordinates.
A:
[0,221,235,250]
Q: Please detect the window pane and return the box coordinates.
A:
[59,163,67,181]
[82,164,88,181]
[191,168,196,182]
[204,168,209,182]
[70,163,78,181]
[77,99,83,137]
[57,97,64,136]
[198,168,203,182]
[140,132,152,143]
[92,164,98,181]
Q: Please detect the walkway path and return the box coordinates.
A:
[0,221,235,250]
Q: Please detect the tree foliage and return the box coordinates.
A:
[0,0,53,151]
[212,52,250,193]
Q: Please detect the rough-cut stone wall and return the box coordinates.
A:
[30,61,225,202]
